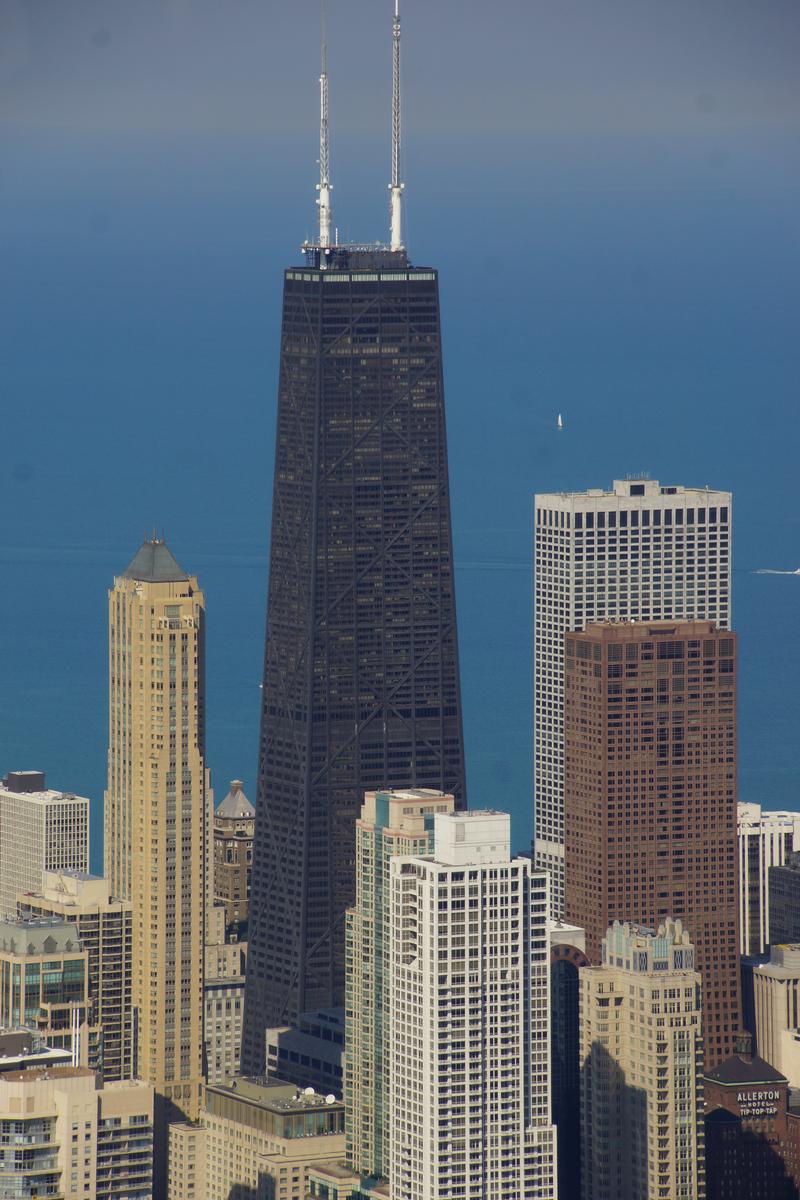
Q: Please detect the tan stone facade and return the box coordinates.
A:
[580,920,705,1200]
[105,540,207,1139]
[0,1066,153,1199]
[167,1077,345,1200]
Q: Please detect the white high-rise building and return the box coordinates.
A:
[534,478,732,914]
[388,811,557,1200]
[0,770,89,919]
[738,802,800,956]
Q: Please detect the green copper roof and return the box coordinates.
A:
[122,539,189,583]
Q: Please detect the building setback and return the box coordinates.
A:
[105,538,208,1183]
[564,620,741,1067]
[534,479,732,915]
[580,920,705,1200]
[0,771,89,920]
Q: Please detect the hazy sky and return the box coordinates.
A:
[2,0,799,138]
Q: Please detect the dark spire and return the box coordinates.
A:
[122,538,189,583]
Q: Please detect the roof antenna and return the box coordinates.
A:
[317,0,333,254]
[389,0,404,251]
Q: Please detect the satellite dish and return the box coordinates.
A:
[325,1094,336,1104]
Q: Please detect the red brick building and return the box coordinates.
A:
[564,620,741,1066]
[705,1041,800,1199]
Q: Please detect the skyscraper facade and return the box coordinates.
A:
[534,478,732,914]
[346,787,455,1179]
[242,248,467,1064]
[580,919,704,1200]
[387,811,557,1200]
[564,619,742,1066]
[105,540,207,1147]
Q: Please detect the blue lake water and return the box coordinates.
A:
[1,133,798,870]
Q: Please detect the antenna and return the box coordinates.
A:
[389,0,404,251]
[317,1,332,250]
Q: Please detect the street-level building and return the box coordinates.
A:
[705,1038,800,1199]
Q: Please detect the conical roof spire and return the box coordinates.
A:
[216,780,255,820]
[122,537,189,583]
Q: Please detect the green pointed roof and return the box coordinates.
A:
[123,539,190,583]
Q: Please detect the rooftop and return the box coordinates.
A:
[122,538,189,583]
[209,1075,342,1114]
[216,780,255,821]
[705,1052,787,1088]
[536,479,731,503]
[0,917,83,957]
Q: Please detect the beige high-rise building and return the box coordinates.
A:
[580,919,705,1200]
[0,1066,154,1200]
[105,538,207,1162]
[18,870,133,1082]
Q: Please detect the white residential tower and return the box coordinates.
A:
[388,811,557,1200]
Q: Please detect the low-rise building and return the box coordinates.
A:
[705,1038,800,1199]
[167,1076,345,1200]
[266,1007,345,1097]
[0,1065,153,1199]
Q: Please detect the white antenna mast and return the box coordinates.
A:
[389,0,404,251]
[317,1,332,251]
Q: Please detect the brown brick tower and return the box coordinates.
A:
[564,619,741,1067]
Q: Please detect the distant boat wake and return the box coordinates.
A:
[753,568,800,576]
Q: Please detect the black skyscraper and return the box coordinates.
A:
[240,240,467,1071]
